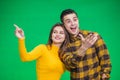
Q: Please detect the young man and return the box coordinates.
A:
[59,9,112,80]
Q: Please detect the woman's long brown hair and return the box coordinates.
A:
[47,23,70,60]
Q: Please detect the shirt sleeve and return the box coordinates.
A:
[61,51,81,69]
[95,35,112,79]
[18,39,44,62]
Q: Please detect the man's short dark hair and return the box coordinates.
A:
[60,9,78,23]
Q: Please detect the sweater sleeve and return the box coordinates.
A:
[18,39,44,62]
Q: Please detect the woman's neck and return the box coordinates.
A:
[52,43,61,48]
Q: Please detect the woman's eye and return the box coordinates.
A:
[60,32,64,34]
[53,31,57,34]
[53,31,58,34]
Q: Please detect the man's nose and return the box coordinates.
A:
[71,21,75,26]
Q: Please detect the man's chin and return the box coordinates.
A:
[71,31,78,35]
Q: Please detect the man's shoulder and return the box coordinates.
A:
[80,30,90,34]
[80,30,99,35]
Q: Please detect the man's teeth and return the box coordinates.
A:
[71,27,76,29]
[71,27,76,31]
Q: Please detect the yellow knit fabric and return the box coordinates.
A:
[18,39,65,80]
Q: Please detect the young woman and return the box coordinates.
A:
[14,23,69,80]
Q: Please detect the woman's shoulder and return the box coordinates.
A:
[37,44,47,48]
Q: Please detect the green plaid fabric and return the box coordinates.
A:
[61,30,111,80]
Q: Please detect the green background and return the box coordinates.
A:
[0,0,120,80]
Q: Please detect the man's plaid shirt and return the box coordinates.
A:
[61,30,112,80]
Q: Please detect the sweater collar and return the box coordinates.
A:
[50,44,59,52]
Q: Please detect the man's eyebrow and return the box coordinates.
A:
[64,16,78,21]
[73,16,78,19]
[64,19,70,22]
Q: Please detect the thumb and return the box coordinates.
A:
[79,34,85,41]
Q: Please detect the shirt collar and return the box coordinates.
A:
[69,30,83,42]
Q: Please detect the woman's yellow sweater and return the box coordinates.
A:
[18,39,65,80]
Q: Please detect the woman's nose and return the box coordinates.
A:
[56,34,60,37]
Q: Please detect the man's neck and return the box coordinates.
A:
[73,30,80,37]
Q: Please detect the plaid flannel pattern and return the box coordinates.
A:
[61,30,111,80]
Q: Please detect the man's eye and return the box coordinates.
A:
[66,21,70,23]
[74,19,78,21]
